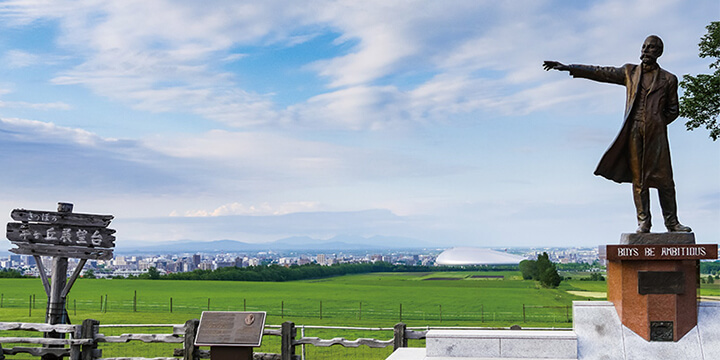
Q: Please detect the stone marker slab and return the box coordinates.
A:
[698,302,720,359]
[426,330,577,359]
[573,301,624,360]
[385,348,426,360]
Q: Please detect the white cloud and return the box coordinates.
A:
[173,201,322,217]
[142,129,438,181]
[289,85,409,130]
[4,49,41,68]
[0,117,110,145]
[221,53,247,62]
[0,100,71,111]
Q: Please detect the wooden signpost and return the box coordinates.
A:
[5,202,115,359]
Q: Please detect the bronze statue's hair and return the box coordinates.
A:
[645,35,664,56]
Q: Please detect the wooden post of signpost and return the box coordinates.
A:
[44,204,73,360]
[5,202,116,360]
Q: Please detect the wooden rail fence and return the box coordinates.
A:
[0,320,429,360]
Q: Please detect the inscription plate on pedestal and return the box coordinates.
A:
[600,244,718,261]
[195,311,266,347]
[638,271,685,295]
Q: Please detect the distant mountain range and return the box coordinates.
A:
[115,234,438,254]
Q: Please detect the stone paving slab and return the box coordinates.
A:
[426,330,577,359]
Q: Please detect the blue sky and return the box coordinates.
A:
[0,0,717,250]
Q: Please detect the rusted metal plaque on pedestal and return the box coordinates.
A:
[195,311,266,347]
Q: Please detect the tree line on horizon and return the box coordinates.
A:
[84,262,520,282]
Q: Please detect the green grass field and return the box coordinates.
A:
[0,271,607,326]
[0,270,614,359]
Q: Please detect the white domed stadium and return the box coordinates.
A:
[435,247,525,266]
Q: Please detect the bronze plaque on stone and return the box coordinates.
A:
[638,271,685,295]
[650,321,673,342]
[195,311,266,347]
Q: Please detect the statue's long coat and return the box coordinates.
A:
[568,63,679,189]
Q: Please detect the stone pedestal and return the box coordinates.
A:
[606,257,697,341]
[600,233,717,342]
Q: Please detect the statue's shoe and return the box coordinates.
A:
[667,223,692,232]
[636,221,651,233]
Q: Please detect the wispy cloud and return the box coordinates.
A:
[172,201,322,217]
[0,117,106,145]
[4,49,40,68]
[142,129,454,184]
[0,100,71,110]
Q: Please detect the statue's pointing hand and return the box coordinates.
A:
[543,60,569,71]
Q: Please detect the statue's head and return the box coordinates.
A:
[641,35,663,65]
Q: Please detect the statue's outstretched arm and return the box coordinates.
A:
[545,61,626,86]
[543,61,569,71]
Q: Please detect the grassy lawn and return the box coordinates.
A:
[699,281,720,297]
[0,272,611,326]
[5,269,716,359]
[0,271,610,359]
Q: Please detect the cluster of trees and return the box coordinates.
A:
[680,21,720,140]
[556,261,604,271]
[159,262,395,281]
[0,269,26,278]
[700,261,720,275]
[518,252,562,288]
[580,272,605,281]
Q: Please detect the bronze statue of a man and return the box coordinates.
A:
[544,35,691,233]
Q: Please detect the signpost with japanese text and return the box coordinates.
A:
[5,202,115,359]
[7,206,116,260]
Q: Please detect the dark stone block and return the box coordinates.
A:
[638,271,685,295]
[650,321,674,341]
[621,232,695,245]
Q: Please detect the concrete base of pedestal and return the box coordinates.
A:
[573,301,719,360]
[387,329,578,359]
[387,349,574,360]
[385,301,720,360]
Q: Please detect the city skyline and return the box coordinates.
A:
[0,1,717,249]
